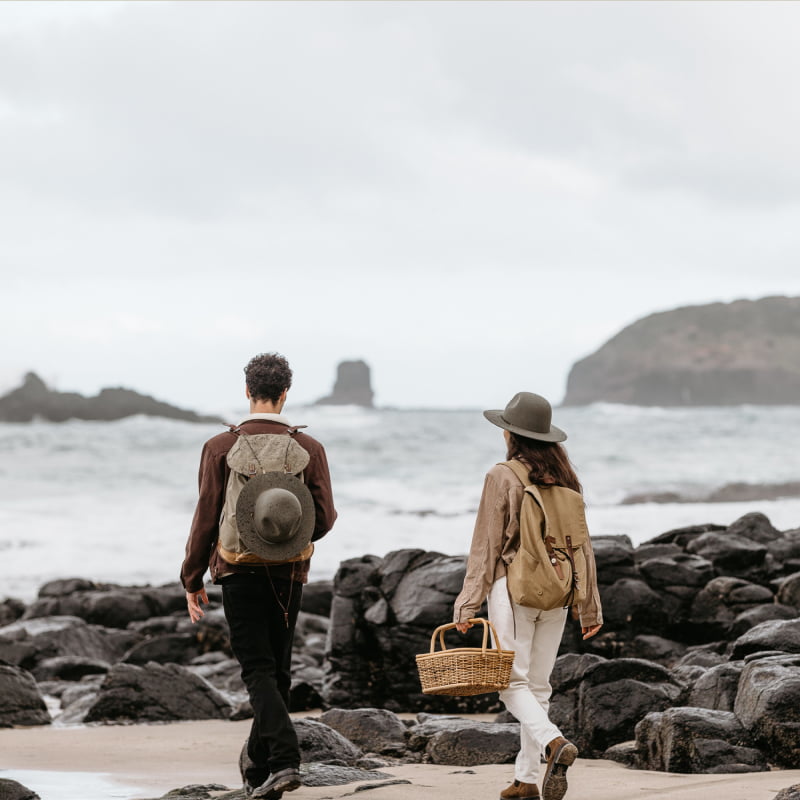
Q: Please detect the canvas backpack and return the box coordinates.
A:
[217,427,314,565]
[503,459,589,611]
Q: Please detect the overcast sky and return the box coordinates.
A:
[2,1,800,412]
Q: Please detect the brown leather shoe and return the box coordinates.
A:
[500,779,540,800]
[542,737,578,800]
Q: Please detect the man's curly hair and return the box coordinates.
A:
[244,353,293,403]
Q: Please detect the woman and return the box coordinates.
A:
[453,391,602,800]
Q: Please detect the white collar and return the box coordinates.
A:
[238,412,292,426]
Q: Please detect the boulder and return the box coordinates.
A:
[733,654,800,767]
[689,578,775,641]
[731,618,800,660]
[122,633,200,666]
[300,581,333,617]
[685,533,768,578]
[573,659,684,755]
[0,598,26,627]
[31,656,110,682]
[777,572,800,608]
[407,715,520,765]
[0,615,130,669]
[300,764,394,786]
[590,538,638,584]
[727,512,783,545]
[774,786,800,800]
[636,707,767,773]
[597,579,669,634]
[0,780,41,800]
[638,554,715,589]
[319,708,407,755]
[84,662,232,723]
[730,604,798,638]
[688,661,745,712]
[0,664,50,727]
[294,718,362,765]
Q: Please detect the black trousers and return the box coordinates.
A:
[221,572,303,786]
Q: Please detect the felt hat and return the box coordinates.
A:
[483,391,567,442]
[235,472,315,561]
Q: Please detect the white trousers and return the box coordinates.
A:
[488,577,567,783]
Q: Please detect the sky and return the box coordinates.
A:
[2,1,800,413]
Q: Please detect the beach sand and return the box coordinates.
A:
[1,719,799,800]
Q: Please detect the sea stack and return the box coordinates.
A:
[563,296,800,406]
[315,360,374,407]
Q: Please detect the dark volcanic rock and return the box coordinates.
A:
[407,716,520,765]
[733,654,800,766]
[0,371,221,423]
[562,296,800,406]
[0,664,50,727]
[0,779,41,800]
[774,785,800,800]
[688,661,745,712]
[731,618,800,660]
[319,708,407,755]
[635,706,766,773]
[84,662,232,723]
[300,764,394,787]
[315,360,374,407]
[294,718,362,765]
[777,572,800,608]
[0,616,127,670]
[572,659,684,755]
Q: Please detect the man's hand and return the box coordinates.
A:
[186,588,209,623]
[582,623,602,640]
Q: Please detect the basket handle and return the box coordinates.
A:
[429,618,506,654]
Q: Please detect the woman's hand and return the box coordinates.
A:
[455,621,473,634]
[581,623,602,640]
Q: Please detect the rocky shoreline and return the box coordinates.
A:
[2,510,800,791]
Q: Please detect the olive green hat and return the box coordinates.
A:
[236,472,315,561]
[483,391,567,442]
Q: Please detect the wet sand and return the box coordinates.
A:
[1,719,799,800]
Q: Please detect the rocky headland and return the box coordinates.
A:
[315,360,374,407]
[3,510,800,783]
[563,296,800,406]
[0,372,222,424]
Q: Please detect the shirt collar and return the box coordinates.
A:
[238,412,292,426]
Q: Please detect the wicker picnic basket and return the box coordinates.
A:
[415,617,515,696]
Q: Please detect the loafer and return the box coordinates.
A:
[252,767,302,799]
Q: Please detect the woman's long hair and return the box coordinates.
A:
[506,432,583,494]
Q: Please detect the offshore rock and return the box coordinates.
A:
[563,296,800,406]
[0,371,221,423]
[315,360,374,407]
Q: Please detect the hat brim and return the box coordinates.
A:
[483,409,567,443]
[236,472,316,561]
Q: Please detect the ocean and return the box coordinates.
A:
[2,404,799,603]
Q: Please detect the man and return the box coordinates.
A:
[181,352,336,799]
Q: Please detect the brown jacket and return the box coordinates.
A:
[453,462,602,627]
[180,416,337,593]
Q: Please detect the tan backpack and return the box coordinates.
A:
[503,460,589,610]
[217,429,314,565]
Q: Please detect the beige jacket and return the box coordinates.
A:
[453,462,603,627]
